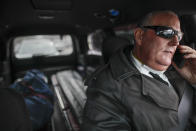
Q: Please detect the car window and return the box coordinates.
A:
[87,30,105,56]
[13,35,73,59]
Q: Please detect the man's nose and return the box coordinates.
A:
[170,35,179,46]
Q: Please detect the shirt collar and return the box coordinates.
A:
[130,51,173,88]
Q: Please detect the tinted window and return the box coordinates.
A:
[87,30,105,56]
[13,35,73,59]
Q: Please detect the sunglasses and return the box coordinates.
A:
[140,26,184,41]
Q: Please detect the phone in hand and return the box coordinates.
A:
[173,48,185,68]
[173,41,195,68]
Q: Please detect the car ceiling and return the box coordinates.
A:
[0,0,196,36]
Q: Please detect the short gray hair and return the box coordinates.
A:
[139,10,179,26]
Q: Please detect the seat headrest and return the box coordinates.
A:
[102,36,130,63]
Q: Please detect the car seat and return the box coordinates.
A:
[102,36,131,63]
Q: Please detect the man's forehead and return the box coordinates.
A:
[151,13,181,30]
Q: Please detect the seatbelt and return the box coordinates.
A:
[169,86,193,131]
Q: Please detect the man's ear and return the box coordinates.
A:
[134,28,144,46]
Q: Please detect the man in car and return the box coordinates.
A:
[82,10,196,131]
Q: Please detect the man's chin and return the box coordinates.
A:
[158,57,172,65]
[155,61,171,70]
[155,66,169,71]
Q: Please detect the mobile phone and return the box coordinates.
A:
[173,48,185,68]
[173,40,186,68]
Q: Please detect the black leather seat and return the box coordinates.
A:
[102,36,130,63]
[0,88,32,131]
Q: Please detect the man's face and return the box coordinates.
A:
[138,13,181,71]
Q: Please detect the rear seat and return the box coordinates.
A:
[55,70,87,122]
[51,70,87,131]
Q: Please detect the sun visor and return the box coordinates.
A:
[31,0,72,10]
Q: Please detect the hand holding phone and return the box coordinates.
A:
[172,44,196,84]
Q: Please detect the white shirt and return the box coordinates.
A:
[130,51,172,87]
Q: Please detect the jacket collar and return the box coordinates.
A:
[165,70,186,100]
[109,46,140,80]
[142,75,179,110]
[109,46,186,111]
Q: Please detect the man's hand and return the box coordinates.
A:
[172,45,196,84]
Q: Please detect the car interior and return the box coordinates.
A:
[0,0,196,131]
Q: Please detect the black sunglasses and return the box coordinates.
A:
[140,26,183,41]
